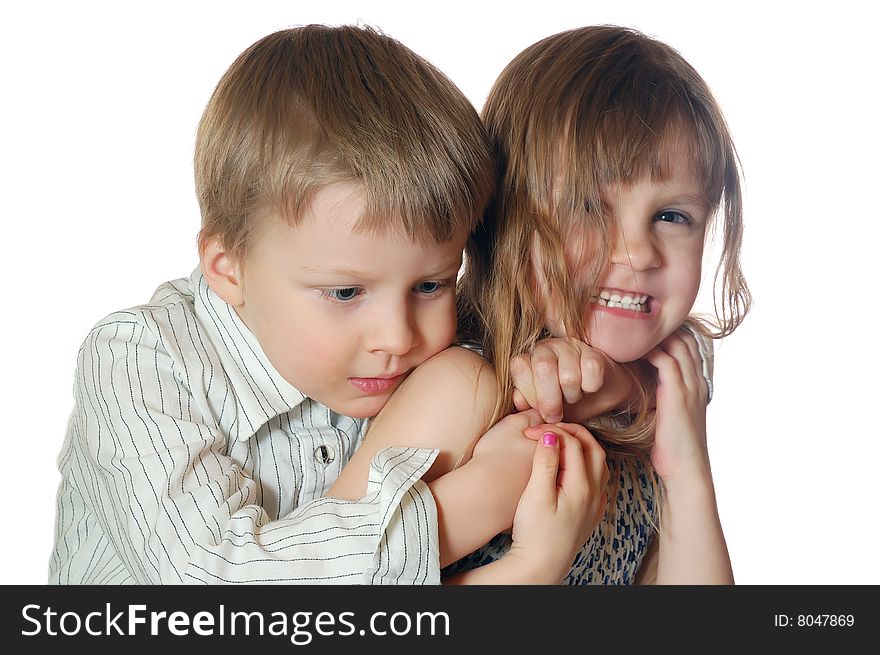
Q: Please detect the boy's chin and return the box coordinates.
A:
[323,394,392,420]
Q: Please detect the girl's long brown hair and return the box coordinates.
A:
[458,25,751,527]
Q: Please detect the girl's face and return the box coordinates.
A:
[542,156,709,363]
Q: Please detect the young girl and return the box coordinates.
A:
[328,25,750,584]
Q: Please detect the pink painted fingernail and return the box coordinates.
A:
[542,432,558,446]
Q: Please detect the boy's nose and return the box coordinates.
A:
[368,306,418,357]
[610,228,660,271]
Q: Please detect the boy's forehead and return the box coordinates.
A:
[254,184,468,253]
[302,182,367,229]
[299,182,469,247]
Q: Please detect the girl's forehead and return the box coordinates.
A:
[551,132,705,197]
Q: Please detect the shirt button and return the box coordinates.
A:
[314,445,335,466]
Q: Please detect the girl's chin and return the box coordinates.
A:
[589,340,652,364]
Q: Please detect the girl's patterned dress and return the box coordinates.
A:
[443,457,657,584]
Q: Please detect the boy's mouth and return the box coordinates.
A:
[590,289,651,313]
[348,371,408,395]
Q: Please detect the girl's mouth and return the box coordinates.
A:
[590,290,650,313]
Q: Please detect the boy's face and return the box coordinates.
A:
[227,183,465,418]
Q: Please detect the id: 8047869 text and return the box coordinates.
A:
[773,614,854,627]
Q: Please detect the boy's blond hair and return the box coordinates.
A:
[195,25,494,261]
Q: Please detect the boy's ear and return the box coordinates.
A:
[200,236,245,307]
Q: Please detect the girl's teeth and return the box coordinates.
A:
[590,292,649,312]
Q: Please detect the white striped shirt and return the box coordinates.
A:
[49,269,440,584]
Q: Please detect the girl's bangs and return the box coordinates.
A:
[553,84,727,216]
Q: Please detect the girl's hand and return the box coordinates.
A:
[644,330,712,483]
[507,422,609,583]
[510,337,632,424]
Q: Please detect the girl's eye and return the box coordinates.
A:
[416,281,441,295]
[326,287,361,302]
[656,210,690,224]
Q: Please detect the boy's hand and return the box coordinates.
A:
[469,409,546,478]
[644,329,711,483]
[507,422,609,583]
[510,337,632,424]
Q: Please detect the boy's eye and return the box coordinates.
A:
[327,287,361,301]
[656,210,690,224]
[416,281,441,295]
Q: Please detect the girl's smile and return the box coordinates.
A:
[590,288,656,318]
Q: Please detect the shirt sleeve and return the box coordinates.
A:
[50,314,440,584]
[679,320,714,404]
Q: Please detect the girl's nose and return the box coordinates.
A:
[610,226,660,271]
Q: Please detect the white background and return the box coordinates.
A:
[1,1,877,585]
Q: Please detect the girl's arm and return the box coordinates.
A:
[510,329,731,584]
[643,330,734,584]
[326,346,498,501]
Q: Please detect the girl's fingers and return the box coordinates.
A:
[578,347,606,394]
[556,422,607,486]
[512,388,530,412]
[525,430,562,505]
[676,328,702,367]
[554,429,587,492]
[530,346,564,423]
[510,355,538,411]
[551,342,584,405]
[665,332,707,402]
[677,329,710,403]
[518,413,562,441]
[525,421,603,465]
[664,334,699,392]
[644,345,683,389]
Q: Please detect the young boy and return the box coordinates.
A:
[49,25,504,585]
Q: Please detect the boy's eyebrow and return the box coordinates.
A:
[300,259,462,280]
[300,265,371,278]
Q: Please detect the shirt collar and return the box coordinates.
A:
[190,267,308,441]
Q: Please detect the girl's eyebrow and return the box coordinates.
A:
[666,193,710,211]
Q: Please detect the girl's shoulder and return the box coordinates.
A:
[400,345,496,406]
[374,344,498,434]
[362,345,499,481]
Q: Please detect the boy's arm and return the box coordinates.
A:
[445,423,610,584]
[51,317,440,584]
[325,346,538,568]
[430,413,539,567]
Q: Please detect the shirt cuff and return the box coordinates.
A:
[362,446,440,585]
